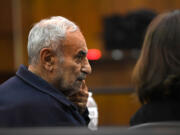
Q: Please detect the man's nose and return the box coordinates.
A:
[81,58,92,75]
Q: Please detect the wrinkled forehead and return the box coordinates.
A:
[61,30,88,55]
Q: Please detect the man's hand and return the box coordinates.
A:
[68,81,89,114]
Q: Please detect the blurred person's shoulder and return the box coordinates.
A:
[130,100,180,126]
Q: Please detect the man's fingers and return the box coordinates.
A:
[70,88,89,97]
[73,102,87,109]
[67,81,89,113]
[81,80,86,89]
[68,96,88,102]
[81,80,88,92]
[78,90,88,97]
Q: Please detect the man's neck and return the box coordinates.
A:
[28,64,57,90]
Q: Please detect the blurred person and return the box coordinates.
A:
[130,10,180,126]
[0,16,92,127]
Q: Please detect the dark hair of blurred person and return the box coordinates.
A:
[130,10,180,126]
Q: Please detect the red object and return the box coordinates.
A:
[87,49,102,60]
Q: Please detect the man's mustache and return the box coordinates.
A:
[77,73,87,81]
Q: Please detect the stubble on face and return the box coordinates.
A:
[54,30,88,96]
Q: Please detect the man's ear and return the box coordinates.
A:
[39,48,56,72]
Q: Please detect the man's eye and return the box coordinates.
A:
[76,51,86,60]
[75,55,83,63]
[77,55,84,60]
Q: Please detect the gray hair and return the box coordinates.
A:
[27,16,79,64]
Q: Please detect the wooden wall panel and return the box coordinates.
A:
[101,0,180,15]
[94,93,140,126]
[0,40,14,72]
[0,0,12,32]
[0,0,13,72]
[86,59,136,88]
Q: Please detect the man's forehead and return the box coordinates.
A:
[65,30,85,41]
[61,30,88,53]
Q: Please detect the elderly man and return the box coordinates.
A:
[0,16,92,127]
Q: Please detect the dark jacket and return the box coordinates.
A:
[0,65,89,127]
[130,99,180,126]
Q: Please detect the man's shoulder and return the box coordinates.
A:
[0,76,20,89]
[0,75,46,103]
[0,75,30,92]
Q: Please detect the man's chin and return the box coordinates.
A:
[60,81,83,96]
[62,86,80,97]
[69,82,83,95]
